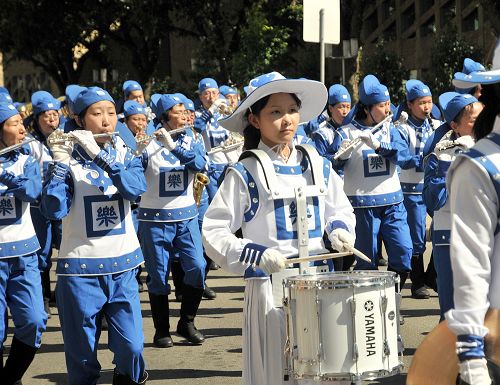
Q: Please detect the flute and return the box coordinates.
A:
[207,140,244,155]
[0,138,37,156]
[333,113,394,161]
[47,132,119,145]
[135,126,191,145]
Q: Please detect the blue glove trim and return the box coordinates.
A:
[457,334,485,361]
[326,220,350,234]
[239,243,267,265]
[52,163,70,181]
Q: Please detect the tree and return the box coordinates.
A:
[360,40,409,105]
[426,27,483,98]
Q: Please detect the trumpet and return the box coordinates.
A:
[333,113,394,161]
[135,126,191,145]
[207,132,244,155]
[0,138,37,156]
[193,172,210,206]
[47,131,119,145]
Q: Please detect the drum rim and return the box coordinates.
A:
[284,270,398,288]
[292,363,402,381]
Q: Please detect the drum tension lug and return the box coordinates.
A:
[383,339,390,356]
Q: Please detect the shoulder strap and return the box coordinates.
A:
[238,149,280,193]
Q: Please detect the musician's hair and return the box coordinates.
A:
[243,93,302,150]
[355,102,369,120]
[474,83,500,140]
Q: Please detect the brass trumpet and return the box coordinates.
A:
[193,172,210,206]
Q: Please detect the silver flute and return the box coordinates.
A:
[0,138,37,156]
[135,126,192,144]
[333,113,394,161]
[47,132,119,145]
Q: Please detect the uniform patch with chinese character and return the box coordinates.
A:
[363,149,390,177]
[83,194,125,237]
[273,197,321,240]
[0,196,21,225]
[159,167,188,197]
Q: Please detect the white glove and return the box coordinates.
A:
[47,131,73,165]
[259,249,287,275]
[337,140,354,160]
[328,228,355,252]
[69,130,101,159]
[208,98,228,115]
[156,128,176,151]
[358,130,381,150]
[459,358,491,385]
[455,135,475,149]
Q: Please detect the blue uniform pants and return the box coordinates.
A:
[31,207,62,271]
[432,243,454,320]
[0,253,47,349]
[353,202,413,272]
[139,218,206,295]
[402,194,427,255]
[56,269,145,385]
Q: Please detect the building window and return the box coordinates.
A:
[381,0,396,20]
[382,22,397,41]
[440,0,457,28]
[420,16,436,37]
[402,4,416,32]
[462,8,479,32]
[419,0,435,15]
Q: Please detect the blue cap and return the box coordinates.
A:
[219,85,237,96]
[0,87,10,96]
[122,80,143,97]
[123,100,147,117]
[180,95,195,112]
[65,85,86,113]
[243,86,249,96]
[358,75,390,105]
[431,104,442,120]
[31,90,61,115]
[462,58,485,75]
[328,84,351,105]
[406,79,432,101]
[198,78,218,92]
[0,91,13,104]
[157,94,184,116]
[439,92,478,124]
[150,94,162,116]
[0,103,20,124]
[73,87,115,115]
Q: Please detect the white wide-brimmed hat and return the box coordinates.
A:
[219,72,327,133]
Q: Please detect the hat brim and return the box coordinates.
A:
[452,69,500,88]
[438,92,459,111]
[219,79,327,134]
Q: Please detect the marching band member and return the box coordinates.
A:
[137,94,207,347]
[0,103,47,385]
[423,92,483,320]
[397,80,439,299]
[63,84,86,133]
[330,75,412,290]
[312,84,351,163]
[454,58,486,99]
[41,87,148,385]
[202,71,356,385]
[445,54,500,384]
[26,91,63,317]
[219,85,239,110]
[194,77,239,199]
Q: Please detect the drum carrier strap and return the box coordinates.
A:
[239,144,327,274]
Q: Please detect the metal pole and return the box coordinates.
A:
[342,56,346,85]
[319,8,325,84]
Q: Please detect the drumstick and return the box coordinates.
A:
[342,244,372,263]
[286,251,353,265]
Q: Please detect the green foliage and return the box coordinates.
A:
[426,28,483,98]
[360,40,409,105]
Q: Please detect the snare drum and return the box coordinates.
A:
[283,271,402,382]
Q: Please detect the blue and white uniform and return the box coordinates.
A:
[312,119,340,163]
[26,131,62,272]
[445,117,500,381]
[203,143,355,385]
[398,117,438,255]
[423,130,475,319]
[0,149,46,351]
[331,118,413,272]
[138,130,207,294]
[41,135,147,385]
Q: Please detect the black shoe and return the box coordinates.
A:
[43,298,51,319]
[202,286,217,300]
[411,286,430,299]
[209,260,219,270]
[113,369,148,384]
[378,258,388,266]
[153,331,173,348]
[177,320,205,344]
[49,292,56,306]
[175,290,183,302]
[138,282,144,293]
[101,316,109,331]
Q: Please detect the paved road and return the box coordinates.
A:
[15,255,440,385]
